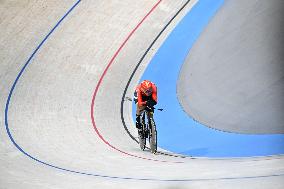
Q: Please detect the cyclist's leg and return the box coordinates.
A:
[136,104,146,130]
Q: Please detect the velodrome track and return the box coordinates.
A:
[1,0,283,188]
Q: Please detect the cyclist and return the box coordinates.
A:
[134,80,157,133]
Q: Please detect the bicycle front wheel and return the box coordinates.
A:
[138,130,146,151]
[149,119,157,154]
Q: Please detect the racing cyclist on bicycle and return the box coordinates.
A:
[134,80,157,133]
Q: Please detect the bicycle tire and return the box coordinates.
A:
[139,114,146,151]
[138,131,146,151]
[149,119,157,154]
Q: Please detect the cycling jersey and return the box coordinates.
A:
[135,82,157,106]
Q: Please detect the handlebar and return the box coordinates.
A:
[146,106,163,111]
[124,97,163,111]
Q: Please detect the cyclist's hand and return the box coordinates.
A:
[146,99,157,107]
[145,105,154,112]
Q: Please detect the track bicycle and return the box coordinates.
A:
[124,97,162,154]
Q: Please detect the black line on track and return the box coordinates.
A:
[120,0,192,158]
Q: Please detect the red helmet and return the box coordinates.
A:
[140,80,153,96]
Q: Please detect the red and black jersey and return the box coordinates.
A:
[135,82,157,106]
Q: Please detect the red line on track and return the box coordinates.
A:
[90,0,183,163]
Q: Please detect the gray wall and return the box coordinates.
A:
[177,0,284,134]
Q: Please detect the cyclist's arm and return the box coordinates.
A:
[137,89,147,106]
[151,84,157,103]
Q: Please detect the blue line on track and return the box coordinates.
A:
[136,0,284,157]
